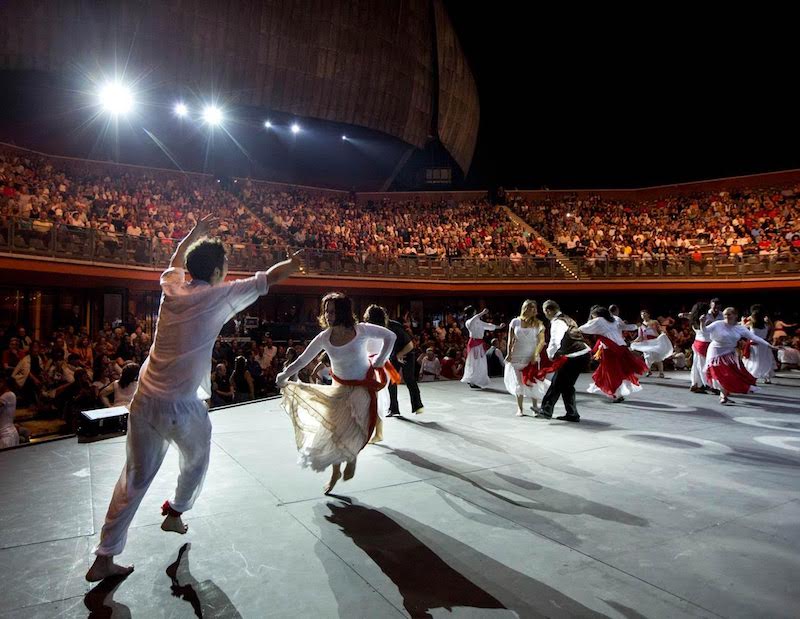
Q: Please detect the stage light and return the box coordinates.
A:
[291,123,300,134]
[202,105,223,126]
[264,120,272,129]
[98,82,133,116]
[341,135,347,140]
[174,102,188,117]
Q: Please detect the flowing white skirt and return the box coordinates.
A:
[503,362,550,399]
[282,381,380,471]
[587,379,642,399]
[461,346,490,387]
[743,343,777,379]
[631,334,673,367]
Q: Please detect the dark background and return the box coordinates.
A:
[1,8,796,191]
[446,6,799,189]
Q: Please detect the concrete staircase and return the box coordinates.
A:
[501,206,579,279]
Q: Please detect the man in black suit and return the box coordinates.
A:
[539,300,591,422]
[363,305,423,416]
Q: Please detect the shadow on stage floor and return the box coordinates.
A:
[319,499,608,618]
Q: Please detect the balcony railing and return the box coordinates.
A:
[1,217,798,280]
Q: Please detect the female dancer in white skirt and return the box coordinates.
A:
[631,309,673,378]
[679,302,714,394]
[504,300,549,416]
[277,293,396,494]
[461,306,505,389]
[702,307,778,404]
[742,305,777,384]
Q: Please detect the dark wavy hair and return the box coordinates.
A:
[363,304,388,327]
[119,363,140,389]
[688,302,710,329]
[590,305,614,323]
[750,304,766,329]
[319,292,356,329]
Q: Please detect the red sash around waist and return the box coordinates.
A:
[332,366,388,450]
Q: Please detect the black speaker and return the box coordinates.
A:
[78,406,128,443]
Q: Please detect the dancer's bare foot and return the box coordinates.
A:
[369,418,384,443]
[85,555,134,582]
[161,514,189,534]
[343,459,357,481]
[324,467,342,494]
[515,408,524,417]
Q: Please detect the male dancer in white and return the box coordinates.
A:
[461,306,505,389]
[609,304,638,336]
[87,215,302,581]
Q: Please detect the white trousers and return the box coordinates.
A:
[690,352,709,387]
[94,394,212,556]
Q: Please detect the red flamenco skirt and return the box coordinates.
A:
[521,350,568,385]
[589,337,649,398]
[706,352,758,394]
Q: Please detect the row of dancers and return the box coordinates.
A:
[462,298,782,412]
[84,218,787,582]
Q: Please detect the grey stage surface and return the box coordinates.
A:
[1,372,799,618]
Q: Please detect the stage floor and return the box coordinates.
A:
[1,371,799,618]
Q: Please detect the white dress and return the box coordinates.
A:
[742,325,777,379]
[277,323,395,471]
[0,391,19,449]
[461,312,500,387]
[631,324,673,367]
[503,318,549,399]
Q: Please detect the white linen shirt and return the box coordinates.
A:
[137,267,268,401]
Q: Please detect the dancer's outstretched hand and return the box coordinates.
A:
[276,372,289,388]
[193,213,217,237]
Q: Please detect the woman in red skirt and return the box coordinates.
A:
[702,306,778,405]
[579,306,648,403]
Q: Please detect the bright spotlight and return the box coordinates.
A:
[98,82,133,116]
[341,135,347,141]
[291,122,300,134]
[174,102,188,117]
[202,105,223,126]
[264,120,272,129]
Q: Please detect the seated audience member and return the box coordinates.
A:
[231,355,255,403]
[418,347,442,382]
[99,362,140,408]
[0,375,19,449]
[211,363,234,407]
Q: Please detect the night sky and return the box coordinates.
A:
[446,6,798,189]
